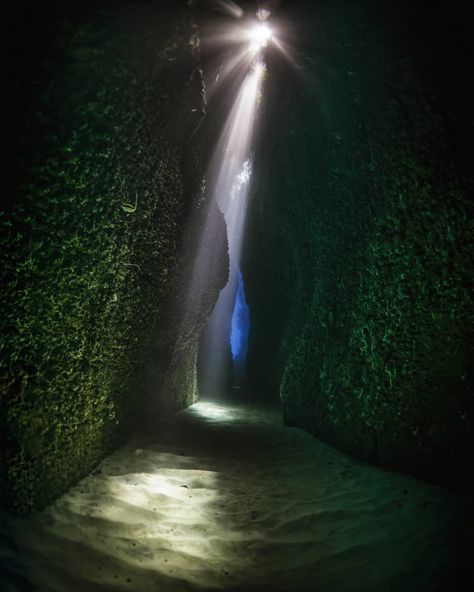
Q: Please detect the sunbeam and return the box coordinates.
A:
[198,7,272,395]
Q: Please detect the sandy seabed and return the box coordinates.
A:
[1,399,473,592]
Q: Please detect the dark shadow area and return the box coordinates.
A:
[241,0,474,493]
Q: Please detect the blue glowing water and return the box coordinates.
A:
[230,269,249,365]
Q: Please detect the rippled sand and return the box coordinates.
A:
[1,400,473,591]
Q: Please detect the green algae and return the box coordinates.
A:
[0,5,211,512]
[244,3,473,487]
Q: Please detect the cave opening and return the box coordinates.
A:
[196,7,271,401]
[230,267,250,387]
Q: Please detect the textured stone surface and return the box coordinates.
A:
[243,0,473,488]
[0,1,227,512]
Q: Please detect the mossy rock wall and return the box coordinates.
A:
[244,0,473,487]
[0,1,226,512]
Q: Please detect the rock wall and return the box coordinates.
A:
[244,0,473,487]
[0,1,227,512]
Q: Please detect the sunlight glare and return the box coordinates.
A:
[194,8,272,394]
[248,23,273,55]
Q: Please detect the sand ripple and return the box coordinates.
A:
[1,400,473,591]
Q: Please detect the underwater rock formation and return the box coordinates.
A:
[0,1,227,512]
[243,0,473,488]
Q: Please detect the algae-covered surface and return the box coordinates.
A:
[243,0,473,486]
[0,1,213,513]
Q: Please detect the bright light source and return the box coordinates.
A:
[248,23,273,54]
[254,23,272,45]
[197,9,271,394]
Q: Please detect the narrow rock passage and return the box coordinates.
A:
[1,401,473,592]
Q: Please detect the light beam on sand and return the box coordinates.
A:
[190,400,241,421]
[3,400,468,591]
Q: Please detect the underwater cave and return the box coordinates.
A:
[1,0,473,590]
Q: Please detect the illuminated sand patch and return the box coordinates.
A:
[1,401,473,591]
